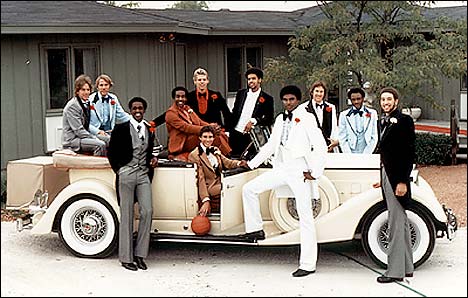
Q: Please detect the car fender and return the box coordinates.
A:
[30,179,119,235]
[411,177,447,223]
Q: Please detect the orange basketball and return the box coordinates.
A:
[191,215,211,236]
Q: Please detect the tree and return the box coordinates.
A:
[265,1,467,110]
[101,1,140,8]
[171,1,209,10]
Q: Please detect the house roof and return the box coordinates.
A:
[1,1,466,35]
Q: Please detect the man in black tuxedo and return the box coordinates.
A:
[229,67,274,159]
[373,87,415,283]
[108,97,158,271]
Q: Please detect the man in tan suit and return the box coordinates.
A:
[165,86,231,161]
[189,125,247,216]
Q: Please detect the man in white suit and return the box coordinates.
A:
[240,85,327,277]
[338,87,378,154]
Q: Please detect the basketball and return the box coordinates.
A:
[191,215,211,236]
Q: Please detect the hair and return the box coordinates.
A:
[199,125,215,137]
[309,80,328,98]
[128,96,147,110]
[193,67,209,81]
[74,74,93,96]
[347,87,365,99]
[245,67,264,79]
[280,85,302,102]
[95,74,113,88]
[171,86,188,99]
[379,87,400,100]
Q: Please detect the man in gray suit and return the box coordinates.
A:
[108,97,158,271]
[62,74,107,156]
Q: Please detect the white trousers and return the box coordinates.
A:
[242,158,317,271]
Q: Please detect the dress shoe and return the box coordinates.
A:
[405,273,413,277]
[121,262,138,271]
[239,230,265,242]
[292,269,316,277]
[377,276,403,283]
[134,256,147,270]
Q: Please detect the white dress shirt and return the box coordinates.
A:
[235,88,261,133]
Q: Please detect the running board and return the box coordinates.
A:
[150,233,260,245]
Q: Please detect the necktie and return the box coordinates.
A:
[102,96,109,103]
[351,109,363,116]
[380,116,390,127]
[282,111,293,121]
[198,92,208,115]
[137,124,144,141]
[316,103,324,109]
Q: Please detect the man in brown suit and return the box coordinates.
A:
[165,86,231,161]
[189,125,247,216]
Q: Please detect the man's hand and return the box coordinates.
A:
[210,123,222,134]
[198,201,211,217]
[327,139,339,152]
[372,182,381,188]
[98,130,108,136]
[243,121,254,134]
[395,183,408,197]
[238,160,248,168]
[150,157,158,168]
[303,171,315,182]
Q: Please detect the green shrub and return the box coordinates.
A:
[415,133,452,165]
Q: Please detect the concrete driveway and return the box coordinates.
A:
[1,222,466,297]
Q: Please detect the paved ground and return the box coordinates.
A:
[1,223,466,297]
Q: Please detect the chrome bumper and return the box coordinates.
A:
[443,204,457,241]
[15,189,49,232]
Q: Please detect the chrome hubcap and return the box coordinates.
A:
[73,208,107,243]
[377,221,419,252]
[287,197,322,220]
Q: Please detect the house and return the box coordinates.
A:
[1,1,466,168]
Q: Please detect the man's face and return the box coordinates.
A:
[311,86,325,103]
[194,74,209,92]
[174,90,187,108]
[247,74,262,92]
[78,83,91,101]
[282,94,300,112]
[199,131,214,148]
[380,92,399,114]
[350,92,364,109]
[97,79,111,96]
[130,101,145,122]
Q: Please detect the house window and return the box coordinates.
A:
[461,73,467,91]
[42,45,99,110]
[226,46,262,93]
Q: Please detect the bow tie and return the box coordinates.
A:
[316,103,324,109]
[102,96,109,103]
[198,92,207,98]
[351,109,363,116]
[283,111,293,121]
[206,146,216,155]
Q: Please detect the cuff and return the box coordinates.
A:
[201,197,211,203]
[249,118,257,125]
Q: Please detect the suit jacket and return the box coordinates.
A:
[229,89,274,130]
[188,145,239,205]
[89,92,130,135]
[62,97,94,151]
[107,120,155,180]
[186,89,232,128]
[338,106,378,154]
[248,108,327,179]
[375,109,415,207]
[300,100,338,146]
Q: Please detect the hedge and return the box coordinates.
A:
[415,132,452,165]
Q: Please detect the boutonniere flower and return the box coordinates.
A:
[258,96,265,103]
[325,106,332,112]
[149,121,156,133]
[365,112,371,118]
[187,108,194,114]
[211,94,218,100]
[294,118,301,123]
[89,104,95,110]
[390,117,398,124]
[110,100,116,105]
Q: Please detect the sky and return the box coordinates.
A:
[129,1,467,11]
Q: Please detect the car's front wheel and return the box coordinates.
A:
[58,195,118,258]
[361,202,436,269]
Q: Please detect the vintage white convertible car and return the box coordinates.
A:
[7,150,457,269]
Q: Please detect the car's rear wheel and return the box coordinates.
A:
[58,195,118,258]
[361,203,436,269]
[269,176,339,231]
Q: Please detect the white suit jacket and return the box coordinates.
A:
[88,92,130,135]
[248,108,327,179]
[338,106,378,154]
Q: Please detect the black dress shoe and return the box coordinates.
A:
[121,262,138,271]
[239,230,265,242]
[292,269,316,277]
[405,273,413,277]
[377,276,403,283]
[134,256,147,270]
